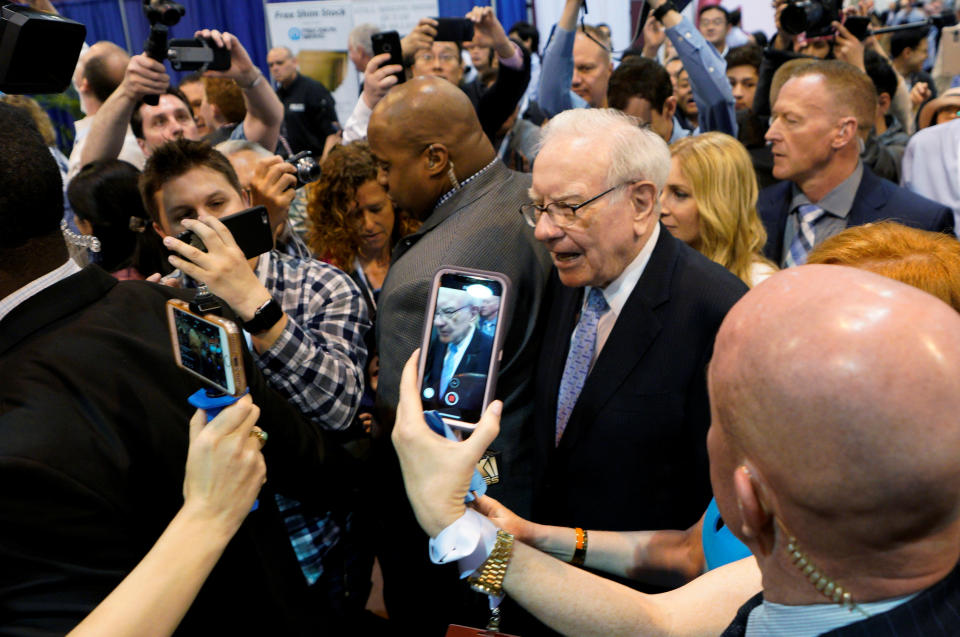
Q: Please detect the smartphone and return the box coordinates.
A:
[167,37,231,72]
[844,16,871,41]
[417,267,511,431]
[167,299,246,396]
[175,205,273,259]
[371,30,406,87]
[433,17,475,43]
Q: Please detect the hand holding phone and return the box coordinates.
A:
[372,31,406,88]
[417,267,510,431]
[164,213,274,322]
[432,17,475,42]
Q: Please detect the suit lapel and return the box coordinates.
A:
[846,166,884,227]
[557,230,678,452]
[760,181,792,263]
[0,265,116,356]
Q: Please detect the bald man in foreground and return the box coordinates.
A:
[367,76,552,631]
[393,265,960,636]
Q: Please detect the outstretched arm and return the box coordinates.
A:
[196,29,283,152]
[539,0,589,116]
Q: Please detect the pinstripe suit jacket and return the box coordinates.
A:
[720,563,960,636]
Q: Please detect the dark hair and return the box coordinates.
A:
[726,44,762,71]
[508,20,540,53]
[752,31,769,48]
[84,55,125,103]
[139,139,242,226]
[607,57,673,112]
[179,71,205,87]
[864,49,898,99]
[699,5,730,22]
[890,26,929,59]
[68,160,167,274]
[0,103,62,249]
[131,86,194,140]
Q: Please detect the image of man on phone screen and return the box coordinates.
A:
[422,287,493,415]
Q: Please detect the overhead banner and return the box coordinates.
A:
[266,0,438,125]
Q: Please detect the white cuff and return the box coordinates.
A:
[428,509,499,578]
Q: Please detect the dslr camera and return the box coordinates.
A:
[780,0,840,38]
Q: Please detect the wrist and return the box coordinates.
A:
[177,500,243,547]
[234,288,273,322]
[239,70,262,90]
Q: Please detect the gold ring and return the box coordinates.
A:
[250,427,268,447]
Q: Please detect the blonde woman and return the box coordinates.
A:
[661,132,777,287]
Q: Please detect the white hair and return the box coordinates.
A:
[215,140,273,159]
[539,108,671,194]
[348,23,379,57]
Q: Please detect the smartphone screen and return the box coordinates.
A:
[170,303,238,395]
[420,271,505,425]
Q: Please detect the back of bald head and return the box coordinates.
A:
[83,41,130,103]
[711,266,960,553]
[369,76,487,155]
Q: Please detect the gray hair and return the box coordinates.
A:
[539,108,671,194]
[348,23,379,58]
[214,140,273,159]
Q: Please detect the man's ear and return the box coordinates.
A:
[630,181,658,220]
[877,92,892,116]
[662,95,678,120]
[733,463,776,555]
[424,143,450,178]
[152,220,167,238]
[137,137,148,155]
[832,116,859,148]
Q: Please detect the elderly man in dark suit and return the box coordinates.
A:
[759,59,954,267]
[527,108,747,586]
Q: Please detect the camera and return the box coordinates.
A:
[780,0,840,38]
[286,151,322,189]
[0,2,86,94]
[167,37,231,72]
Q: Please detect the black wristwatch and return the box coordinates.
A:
[653,0,676,22]
[240,298,283,334]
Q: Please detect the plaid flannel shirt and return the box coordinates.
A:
[254,250,369,430]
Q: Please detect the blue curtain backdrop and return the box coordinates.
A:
[51,0,529,83]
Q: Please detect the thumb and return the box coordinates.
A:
[465,400,501,458]
[188,408,207,444]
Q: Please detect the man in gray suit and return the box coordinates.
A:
[367,76,551,632]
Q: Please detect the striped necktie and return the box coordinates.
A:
[784,203,827,268]
[555,287,609,446]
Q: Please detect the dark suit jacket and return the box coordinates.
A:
[720,561,960,636]
[0,265,353,635]
[422,328,494,415]
[759,165,955,264]
[533,228,748,535]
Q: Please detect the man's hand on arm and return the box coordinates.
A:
[648,0,682,29]
[832,21,865,71]
[391,350,501,538]
[79,54,169,166]
[362,53,404,109]
[163,214,289,351]
[196,29,283,151]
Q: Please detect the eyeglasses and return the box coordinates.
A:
[435,304,471,319]
[700,17,727,27]
[519,183,627,228]
[415,52,459,64]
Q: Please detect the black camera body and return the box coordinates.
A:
[0,2,86,94]
[286,151,322,189]
[781,0,840,38]
[167,37,230,72]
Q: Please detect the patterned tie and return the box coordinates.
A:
[555,287,610,445]
[440,341,460,396]
[784,203,828,268]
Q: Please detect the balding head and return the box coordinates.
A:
[78,41,129,107]
[708,265,960,601]
[367,77,494,217]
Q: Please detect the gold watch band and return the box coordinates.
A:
[468,529,515,597]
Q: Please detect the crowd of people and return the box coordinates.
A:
[5,0,960,634]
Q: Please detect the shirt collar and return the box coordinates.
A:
[746,592,918,637]
[584,223,660,317]
[0,258,81,324]
[789,161,863,218]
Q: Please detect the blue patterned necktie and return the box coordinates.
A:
[440,341,460,396]
[555,287,610,446]
[784,203,828,268]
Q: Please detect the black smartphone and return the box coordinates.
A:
[167,37,231,72]
[417,267,511,431]
[176,205,273,259]
[166,299,246,396]
[371,30,406,87]
[844,16,871,41]
[433,17,475,43]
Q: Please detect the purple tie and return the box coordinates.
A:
[555,287,609,445]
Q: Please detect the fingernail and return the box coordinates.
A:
[163,236,174,246]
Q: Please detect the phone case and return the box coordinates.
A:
[372,31,406,86]
[417,267,512,431]
[166,299,246,396]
